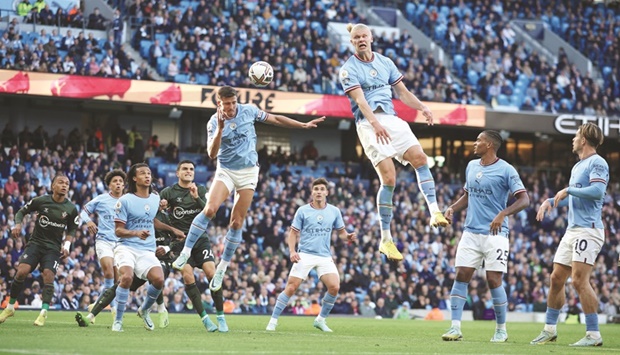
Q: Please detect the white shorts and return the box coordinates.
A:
[356,114,420,167]
[554,228,604,266]
[95,239,116,260]
[289,252,338,280]
[212,165,259,194]
[114,245,161,280]
[455,231,509,273]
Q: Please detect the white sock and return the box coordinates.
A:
[543,324,557,333]
[316,315,325,322]
[181,247,192,255]
[586,331,601,339]
[380,230,392,243]
[451,320,461,328]
[87,313,94,320]
[157,303,166,313]
[217,260,230,271]
[269,317,278,324]
[6,303,15,311]
[40,309,47,316]
[429,202,439,214]
[496,323,506,331]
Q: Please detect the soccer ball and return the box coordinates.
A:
[248,61,274,87]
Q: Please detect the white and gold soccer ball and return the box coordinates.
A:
[248,61,274,87]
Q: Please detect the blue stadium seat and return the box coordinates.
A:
[405,3,416,21]
[497,94,510,106]
[467,70,479,85]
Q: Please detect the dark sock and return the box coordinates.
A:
[9,279,25,300]
[92,284,118,316]
[42,283,54,308]
[185,283,205,317]
[212,288,224,314]
[156,291,164,306]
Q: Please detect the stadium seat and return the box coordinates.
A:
[497,94,510,106]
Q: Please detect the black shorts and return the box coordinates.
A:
[19,244,61,275]
[188,236,214,268]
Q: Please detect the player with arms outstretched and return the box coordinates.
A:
[172,86,325,294]
[339,23,449,262]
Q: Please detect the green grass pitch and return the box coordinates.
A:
[0,311,618,354]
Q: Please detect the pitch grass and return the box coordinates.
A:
[0,311,618,354]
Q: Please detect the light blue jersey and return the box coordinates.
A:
[206,103,268,170]
[464,158,526,236]
[114,193,160,251]
[339,52,403,123]
[291,203,345,257]
[81,193,120,243]
[567,154,609,229]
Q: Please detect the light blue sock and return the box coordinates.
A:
[115,286,129,322]
[103,278,116,308]
[184,212,211,249]
[377,185,394,231]
[490,286,508,325]
[221,228,242,262]
[140,284,162,312]
[271,293,290,320]
[545,307,560,325]
[319,293,338,318]
[450,281,469,321]
[415,164,438,211]
[585,313,599,332]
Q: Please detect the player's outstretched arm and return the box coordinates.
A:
[207,110,225,160]
[393,82,434,125]
[264,113,325,129]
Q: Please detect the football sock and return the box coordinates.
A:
[42,283,54,310]
[9,279,24,303]
[377,185,394,243]
[212,288,224,313]
[115,286,129,322]
[415,164,439,213]
[103,278,116,308]
[182,212,211,254]
[450,281,468,327]
[490,286,507,327]
[271,293,290,320]
[543,307,560,333]
[92,284,118,316]
[140,284,162,312]
[185,282,205,317]
[319,293,337,318]
[156,290,164,306]
[220,228,242,263]
[585,313,599,333]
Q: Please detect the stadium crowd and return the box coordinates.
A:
[3,0,619,113]
[0,123,619,322]
[402,0,620,114]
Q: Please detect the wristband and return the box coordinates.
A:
[63,241,71,252]
[163,246,171,253]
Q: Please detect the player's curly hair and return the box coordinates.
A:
[578,122,604,149]
[126,163,151,194]
[104,169,127,187]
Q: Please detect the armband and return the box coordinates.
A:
[63,241,71,252]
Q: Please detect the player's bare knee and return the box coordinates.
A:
[229,219,243,230]
[151,277,164,289]
[203,207,217,219]
[41,269,55,283]
[182,269,196,284]
[119,274,133,288]
[327,285,339,295]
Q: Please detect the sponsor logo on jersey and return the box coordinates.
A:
[173,207,202,219]
[39,215,67,228]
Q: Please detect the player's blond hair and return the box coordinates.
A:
[578,122,604,148]
[346,23,370,34]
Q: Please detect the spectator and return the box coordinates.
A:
[88,7,106,30]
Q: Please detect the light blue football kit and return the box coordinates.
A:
[464,158,527,237]
[114,193,160,251]
[291,203,346,257]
